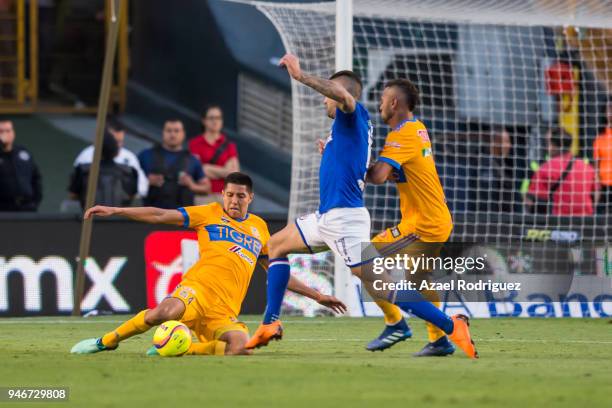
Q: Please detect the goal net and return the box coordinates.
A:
[251,0,612,316]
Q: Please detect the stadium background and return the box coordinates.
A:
[0,0,611,319]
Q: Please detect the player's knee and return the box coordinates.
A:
[225,344,252,356]
[220,331,250,356]
[145,300,184,325]
[268,234,289,258]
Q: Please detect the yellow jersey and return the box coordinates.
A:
[378,119,453,241]
[178,203,270,315]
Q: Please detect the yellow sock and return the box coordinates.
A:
[185,340,226,356]
[101,310,151,348]
[375,300,403,325]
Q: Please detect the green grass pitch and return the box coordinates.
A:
[0,316,610,407]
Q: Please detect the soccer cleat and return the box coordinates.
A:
[145,346,160,356]
[366,319,412,351]
[413,337,456,357]
[448,314,479,359]
[245,321,283,349]
[70,338,117,354]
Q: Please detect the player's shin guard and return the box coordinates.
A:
[185,340,226,356]
[101,309,151,348]
[263,258,290,324]
[389,290,454,335]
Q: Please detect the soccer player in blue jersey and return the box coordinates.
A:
[245,55,477,359]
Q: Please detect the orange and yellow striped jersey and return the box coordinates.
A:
[178,203,270,315]
[378,119,452,241]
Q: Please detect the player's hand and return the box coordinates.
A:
[279,53,302,81]
[178,172,194,188]
[84,205,118,220]
[388,169,400,182]
[316,294,347,315]
[148,174,164,187]
[317,139,326,154]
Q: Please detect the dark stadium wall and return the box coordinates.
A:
[126,0,292,193]
[128,0,238,131]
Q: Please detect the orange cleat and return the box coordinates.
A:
[448,314,479,359]
[245,321,283,349]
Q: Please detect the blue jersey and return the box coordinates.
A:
[319,102,372,214]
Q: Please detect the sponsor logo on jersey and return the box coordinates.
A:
[417,129,430,143]
[422,148,432,157]
[227,245,254,265]
[205,224,263,257]
[385,141,401,148]
[221,216,231,224]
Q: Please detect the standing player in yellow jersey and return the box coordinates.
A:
[365,78,470,357]
[71,172,346,356]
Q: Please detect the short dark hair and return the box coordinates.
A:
[329,70,363,99]
[224,172,253,192]
[548,127,573,150]
[101,131,119,161]
[164,119,184,127]
[201,104,223,118]
[0,117,13,125]
[106,116,125,133]
[385,79,420,111]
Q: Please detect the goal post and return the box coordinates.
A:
[249,0,612,316]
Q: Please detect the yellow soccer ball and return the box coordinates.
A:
[152,320,192,357]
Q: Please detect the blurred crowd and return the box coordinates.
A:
[0,105,241,212]
[2,102,612,217]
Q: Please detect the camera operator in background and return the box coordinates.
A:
[138,119,210,209]
[69,132,138,209]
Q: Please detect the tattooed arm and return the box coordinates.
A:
[279,53,356,113]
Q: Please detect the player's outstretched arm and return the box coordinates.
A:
[366,161,395,184]
[279,53,356,113]
[84,205,184,226]
[287,275,347,314]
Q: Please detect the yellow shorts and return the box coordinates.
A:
[372,225,442,277]
[170,280,248,343]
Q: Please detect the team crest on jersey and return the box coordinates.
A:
[417,129,430,143]
[250,226,261,239]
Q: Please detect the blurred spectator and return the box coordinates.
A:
[139,119,210,209]
[526,128,597,216]
[0,119,42,211]
[189,105,239,204]
[69,132,137,209]
[593,102,612,213]
[477,127,522,213]
[74,118,148,197]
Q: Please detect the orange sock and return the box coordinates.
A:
[101,310,151,348]
[185,340,226,356]
[375,300,403,325]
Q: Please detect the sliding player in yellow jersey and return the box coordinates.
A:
[365,79,476,358]
[71,172,345,356]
